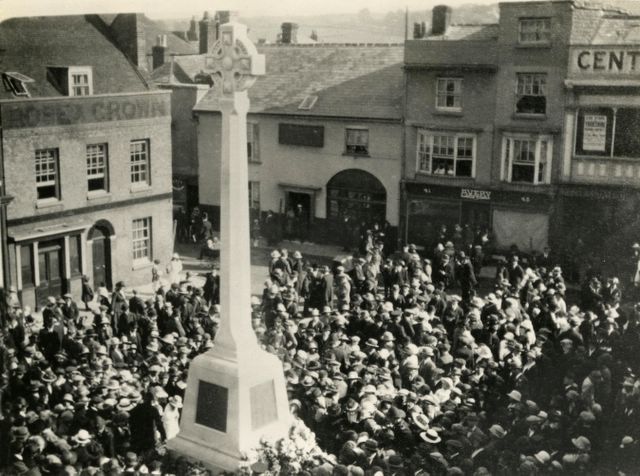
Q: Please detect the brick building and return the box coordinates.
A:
[0,15,173,308]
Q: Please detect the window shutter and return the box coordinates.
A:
[253,124,260,161]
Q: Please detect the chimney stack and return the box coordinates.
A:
[152,35,167,70]
[281,22,299,44]
[413,22,426,39]
[110,13,147,71]
[187,16,199,41]
[431,5,452,36]
[215,11,239,40]
[199,11,215,54]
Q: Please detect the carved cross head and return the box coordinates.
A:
[204,22,265,96]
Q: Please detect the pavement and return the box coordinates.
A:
[132,238,342,300]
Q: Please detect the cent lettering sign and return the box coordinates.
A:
[571,47,640,75]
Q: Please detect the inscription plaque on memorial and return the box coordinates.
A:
[195,381,228,432]
[250,380,277,430]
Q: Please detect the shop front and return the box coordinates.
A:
[403,181,553,254]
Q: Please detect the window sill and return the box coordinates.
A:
[512,113,547,121]
[503,180,550,187]
[433,109,463,117]
[132,259,153,271]
[36,198,63,209]
[248,160,262,165]
[515,43,551,49]
[130,183,151,194]
[87,190,111,200]
[343,152,371,158]
[416,171,475,180]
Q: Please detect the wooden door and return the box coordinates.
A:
[36,241,63,307]
[91,233,112,290]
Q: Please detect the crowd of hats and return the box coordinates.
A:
[1,237,639,475]
[0,280,216,476]
[257,244,640,475]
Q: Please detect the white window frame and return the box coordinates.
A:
[501,133,552,185]
[130,139,150,186]
[68,66,93,96]
[35,148,60,201]
[86,143,108,193]
[132,217,152,262]
[436,78,462,111]
[247,122,260,163]
[518,18,551,45]
[249,181,260,210]
[345,127,370,156]
[515,73,547,115]
[416,130,476,178]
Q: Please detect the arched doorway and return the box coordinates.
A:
[326,170,387,243]
[88,220,114,290]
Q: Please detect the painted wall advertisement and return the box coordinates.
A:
[582,114,607,152]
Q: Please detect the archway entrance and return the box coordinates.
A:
[88,221,114,290]
[326,169,386,245]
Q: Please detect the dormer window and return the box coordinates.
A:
[47,66,93,96]
[69,67,92,96]
[2,72,34,97]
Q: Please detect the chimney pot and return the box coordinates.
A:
[431,5,452,36]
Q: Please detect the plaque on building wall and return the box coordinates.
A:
[195,381,228,432]
[250,380,277,430]
[583,115,607,152]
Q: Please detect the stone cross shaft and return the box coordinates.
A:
[206,23,265,362]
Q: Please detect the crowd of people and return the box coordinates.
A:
[0,229,639,475]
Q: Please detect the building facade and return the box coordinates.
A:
[557,2,640,271]
[0,15,174,307]
[403,2,574,254]
[154,36,405,246]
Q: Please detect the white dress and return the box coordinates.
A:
[166,259,183,285]
[163,403,181,440]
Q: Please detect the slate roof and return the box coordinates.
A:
[186,44,404,119]
[0,15,149,99]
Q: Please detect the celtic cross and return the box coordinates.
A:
[204,22,265,96]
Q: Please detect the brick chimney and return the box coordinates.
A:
[215,11,239,40]
[281,22,298,44]
[431,5,452,36]
[187,16,199,41]
[152,35,167,70]
[199,11,215,54]
[110,13,147,71]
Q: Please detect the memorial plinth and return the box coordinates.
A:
[167,22,290,473]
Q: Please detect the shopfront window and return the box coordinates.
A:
[575,107,640,159]
[417,130,475,178]
[502,134,552,184]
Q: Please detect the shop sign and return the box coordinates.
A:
[460,188,491,200]
[582,114,607,152]
[1,93,170,129]
[571,48,640,75]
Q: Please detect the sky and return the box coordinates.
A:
[0,0,520,20]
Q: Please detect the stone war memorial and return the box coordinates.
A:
[167,22,291,473]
